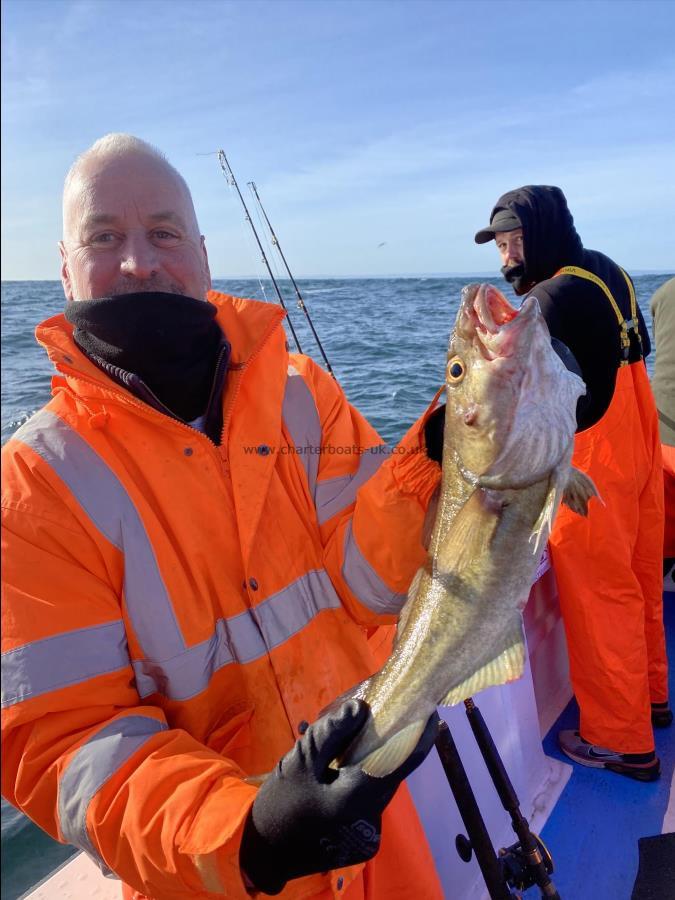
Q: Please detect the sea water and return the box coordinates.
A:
[1,274,671,898]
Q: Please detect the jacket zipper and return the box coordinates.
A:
[57,368,223,451]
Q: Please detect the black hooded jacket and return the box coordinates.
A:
[490,186,651,431]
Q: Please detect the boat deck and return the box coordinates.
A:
[540,593,675,899]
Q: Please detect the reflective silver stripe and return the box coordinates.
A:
[315,446,388,526]
[342,521,407,614]
[14,410,185,659]
[282,367,321,500]
[58,715,167,871]
[12,409,346,704]
[1,621,129,709]
[133,569,341,700]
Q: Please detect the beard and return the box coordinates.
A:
[501,263,536,296]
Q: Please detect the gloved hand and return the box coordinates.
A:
[239,699,439,894]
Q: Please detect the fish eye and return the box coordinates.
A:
[447,357,465,382]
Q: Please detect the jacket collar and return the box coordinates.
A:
[36,291,287,391]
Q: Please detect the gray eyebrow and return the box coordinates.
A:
[81,214,118,228]
[147,212,187,228]
[80,211,188,232]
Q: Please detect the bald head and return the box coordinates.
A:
[60,133,211,301]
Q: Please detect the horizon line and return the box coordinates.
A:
[2,269,674,284]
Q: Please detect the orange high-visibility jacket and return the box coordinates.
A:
[1,292,444,900]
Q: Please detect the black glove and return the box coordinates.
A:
[239,699,439,894]
[424,404,445,464]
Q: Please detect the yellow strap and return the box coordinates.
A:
[556,265,624,326]
[618,266,639,328]
[555,265,642,363]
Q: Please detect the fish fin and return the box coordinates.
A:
[562,466,600,516]
[360,718,430,778]
[439,621,526,708]
[435,488,501,572]
[407,564,425,604]
[529,477,562,557]
[244,772,270,786]
[422,486,440,550]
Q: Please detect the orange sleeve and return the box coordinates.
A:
[293,355,443,626]
[1,451,256,900]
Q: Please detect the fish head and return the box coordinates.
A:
[444,283,586,489]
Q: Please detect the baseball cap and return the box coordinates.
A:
[474,208,522,244]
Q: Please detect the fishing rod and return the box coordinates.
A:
[217,150,303,354]
[248,180,336,379]
[434,700,560,899]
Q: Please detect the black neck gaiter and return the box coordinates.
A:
[65,292,228,422]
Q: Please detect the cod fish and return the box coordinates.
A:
[337,283,597,777]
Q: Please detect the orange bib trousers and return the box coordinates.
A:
[549,362,668,753]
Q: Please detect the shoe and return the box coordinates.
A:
[558,730,660,782]
[651,702,673,728]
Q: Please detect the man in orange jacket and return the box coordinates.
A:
[1,134,445,899]
[475,186,671,781]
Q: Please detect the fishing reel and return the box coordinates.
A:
[497,832,556,896]
[455,830,557,898]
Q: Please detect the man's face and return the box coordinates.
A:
[495,228,524,268]
[59,153,211,301]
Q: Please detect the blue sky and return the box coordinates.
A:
[2,0,674,279]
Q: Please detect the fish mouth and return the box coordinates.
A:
[474,283,518,333]
[454,285,566,490]
[459,284,539,361]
